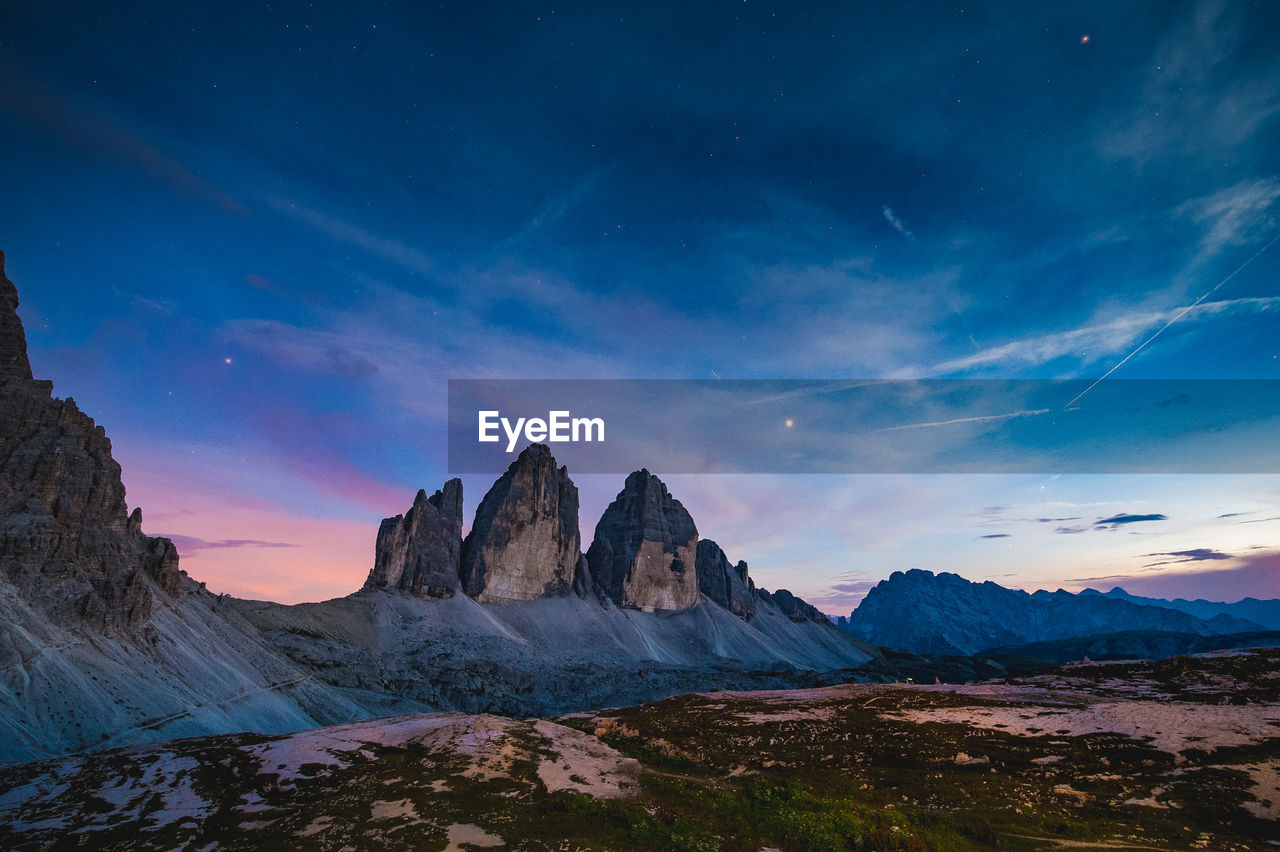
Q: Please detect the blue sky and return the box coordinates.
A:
[1,0,1277,608]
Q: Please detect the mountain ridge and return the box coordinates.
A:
[837,568,1266,655]
[1079,586,1280,631]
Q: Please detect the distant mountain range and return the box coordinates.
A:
[0,252,872,764]
[836,568,1272,656]
[1078,586,1280,631]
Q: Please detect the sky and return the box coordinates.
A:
[1,0,1277,610]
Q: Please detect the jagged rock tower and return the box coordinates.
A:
[695,538,757,619]
[586,469,699,612]
[461,443,583,603]
[363,479,464,598]
[0,250,182,634]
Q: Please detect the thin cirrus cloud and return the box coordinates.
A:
[265,197,436,277]
[928,296,1280,375]
[164,534,299,555]
[1093,2,1280,167]
[0,67,244,213]
[1178,178,1280,262]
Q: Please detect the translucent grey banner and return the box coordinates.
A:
[447,379,1280,474]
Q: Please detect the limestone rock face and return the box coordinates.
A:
[366,480,463,598]
[461,444,581,603]
[695,539,756,620]
[586,470,699,612]
[0,251,183,634]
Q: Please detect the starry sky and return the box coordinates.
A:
[2,0,1278,609]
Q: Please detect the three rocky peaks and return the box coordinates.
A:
[0,246,825,636]
[364,442,815,619]
[0,251,863,764]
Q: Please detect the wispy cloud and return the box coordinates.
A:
[1142,547,1232,567]
[164,534,300,556]
[0,67,244,212]
[226,320,380,379]
[1097,513,1168,527]
[881,205,914,239]
[241,274,278,293]
[1095,1,1280,167]
[929,296,1280,374]
[267,197,436,277]
[1178,178,1280,263]
[495,175,599,251]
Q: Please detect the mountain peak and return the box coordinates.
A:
[461,444,582,603]
[587,468,699,612]
[367,479,464,598]
[0,254,182,633]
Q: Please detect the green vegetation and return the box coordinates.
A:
[2,650,1277,850]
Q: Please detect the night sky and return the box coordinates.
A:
[2,1,1278,608]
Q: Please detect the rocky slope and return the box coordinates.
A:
[838,569,1264,655]
[233,588,875,719]
[586,469,700,611]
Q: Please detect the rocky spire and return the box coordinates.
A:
[695,539,756,619]
[461,443,582,603]
[585,469,699,612]
[366,479,464,599]
[0,250,34,381]
[0,251,183,634]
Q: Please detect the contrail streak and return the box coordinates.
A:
[868,408,1050,434]
[1066,234,1280,409]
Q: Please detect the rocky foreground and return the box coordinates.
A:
[2,648,1277,851]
